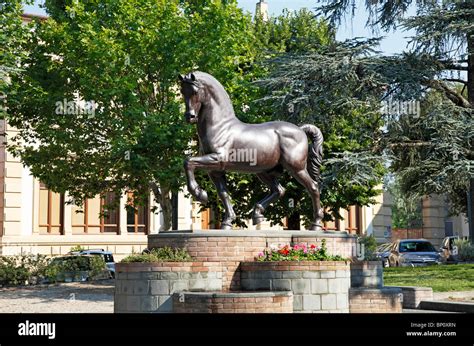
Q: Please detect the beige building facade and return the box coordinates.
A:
[0,112,391,260]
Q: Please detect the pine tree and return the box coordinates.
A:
[312,0,474,238]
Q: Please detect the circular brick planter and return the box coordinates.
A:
[240,261,351,313]
[114,262,222,313]
[149,230,357,291]
[172,291,293,313]
[350,261,383,288]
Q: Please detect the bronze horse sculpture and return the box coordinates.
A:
[178,72,324,231]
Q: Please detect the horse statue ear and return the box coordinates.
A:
[178,74,185,82]
[190,73,196,82]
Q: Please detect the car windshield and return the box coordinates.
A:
[399,241,435,253]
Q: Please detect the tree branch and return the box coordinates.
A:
[149,181,161,202]
[423,79,472,108]
[442,78,467,85]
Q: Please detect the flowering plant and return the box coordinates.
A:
[255,239,346,262]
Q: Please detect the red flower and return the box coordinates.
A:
[310,244,316,249]
[279,246,290,255]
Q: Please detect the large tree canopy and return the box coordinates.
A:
[6,0,258,230]
[313,0,474,216]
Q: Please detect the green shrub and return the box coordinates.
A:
[0,254,50,286]
[454,239,474,261]
[358,235,378,261]
[45,255,108,283]
[69,245,86,253]
[121,247,192,263]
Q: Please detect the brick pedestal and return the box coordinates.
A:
[149,230,356,291]
[172,291,293,313]
[349,287,403,313]
[350,261,383,288]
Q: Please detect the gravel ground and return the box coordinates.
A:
[2,282,472,313]
[0,280,114,313]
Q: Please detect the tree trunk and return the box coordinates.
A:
[287,212,301,230]
[467,32,474,244]
[467,33,474,105]
[150,182,173,231]
[159,186,173,231]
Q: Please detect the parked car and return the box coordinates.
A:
[69,249,116,278]
[375,243,393,267]
[439,236,469,263]
[388,239,442,267]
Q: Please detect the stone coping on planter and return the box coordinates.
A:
[174,291,293,299]
[152,230,355,238]
[351,261,383,266]
[241,261,351,271]
[385,285,433,292]
[116,262,222,272]
[350,287,403,295]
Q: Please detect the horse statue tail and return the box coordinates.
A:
[300,124,323,184]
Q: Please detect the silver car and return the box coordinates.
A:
[69,249,115,278]
[388,239,442,267]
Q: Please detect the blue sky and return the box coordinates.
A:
[24,0,415,54]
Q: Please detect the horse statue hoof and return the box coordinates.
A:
[196,188,208,205]
[252,204,265,225]
[221,223,232,230]
[252,215,265,225]
[309,223,323,231]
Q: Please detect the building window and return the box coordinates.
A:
[39,182,64,234]
[126,192,149,234]
[345,206,362,234]
[71,192,120,234]
[323,218,340,232]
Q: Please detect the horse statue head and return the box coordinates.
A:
[178,73,204,124]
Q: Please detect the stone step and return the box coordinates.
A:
[172,291,293,313]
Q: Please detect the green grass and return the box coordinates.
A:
[384,264,474,292]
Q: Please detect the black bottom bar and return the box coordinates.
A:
[0,313,472,345]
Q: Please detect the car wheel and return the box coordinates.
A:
[383,259,389,268]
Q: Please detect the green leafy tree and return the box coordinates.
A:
[386,175,422,229]
[0,0,34,119]
[6,0,257,230]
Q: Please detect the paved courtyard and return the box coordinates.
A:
[1,280,472,313]
[0,280,114,313]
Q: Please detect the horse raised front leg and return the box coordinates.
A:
[209,172,236,230]
[252,172,285,225]
[184,153,223,205]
